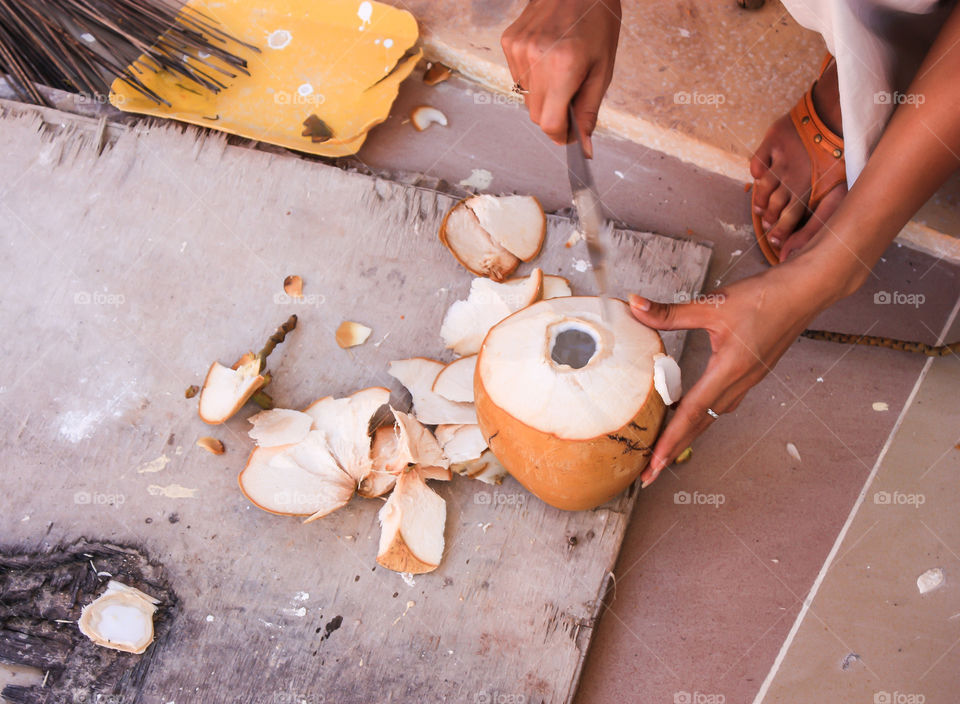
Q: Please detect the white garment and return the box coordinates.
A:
[780,0,954,185]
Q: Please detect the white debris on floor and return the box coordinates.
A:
[917,567,944,594]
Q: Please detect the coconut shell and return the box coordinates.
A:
[475,375,664,510]
[474,297,667,511]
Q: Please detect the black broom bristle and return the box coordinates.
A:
[0,0,259,107]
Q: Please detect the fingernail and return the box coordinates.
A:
[769,236,781,247]
[584,136,593,159]
[752,206,764,215]
[629,295,651,311]
[761,219,771,231]
[640,468,660,489]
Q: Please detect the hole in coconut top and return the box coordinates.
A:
[550,327,598,369]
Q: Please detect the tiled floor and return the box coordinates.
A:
[758,310,960,703]
[349,69,960,703]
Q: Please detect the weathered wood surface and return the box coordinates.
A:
[0,104,711,704]
[0,540,179,704]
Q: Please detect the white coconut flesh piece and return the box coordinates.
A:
[303,387,391,485]
[377,468,446,574]
[410,105,448,131]
[478,297,662,440]
[451,449,509,485]
[541,275,573,299]
[78,581,159,654]
[440,269,543,356]
[358,424,403,498]
[420,465,453,481]
[198,358,264,424]
[248,408,313,447]
[336,320,372,348]
[392,409,449,472]
[439,200,520,281]
[358,470,396,498]
[436,423,487,463]
[464,194,546,262]
[239,435,355,519]
[388,358,476,425]
[652,353,683,405]
[432,355,477,403]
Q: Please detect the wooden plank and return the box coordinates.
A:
[0,104,711,704]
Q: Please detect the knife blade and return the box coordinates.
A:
[566,106,613,321]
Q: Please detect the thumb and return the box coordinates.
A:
[629,294,710,332]
[571,64,608,159]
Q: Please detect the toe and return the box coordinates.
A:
[764,198,805,249]
[749,146,771,181]
[779,187,846,262]
[762,185,791,229]
[778,218,819,262]
[752,169,779,212]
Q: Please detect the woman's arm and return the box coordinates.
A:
[633,4,960,486]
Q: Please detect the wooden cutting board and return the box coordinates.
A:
[0,102,711,704]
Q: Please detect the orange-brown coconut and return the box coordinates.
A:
[475,297,667,511]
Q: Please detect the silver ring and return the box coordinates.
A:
[511,82,529,95]
[706,408,720,419]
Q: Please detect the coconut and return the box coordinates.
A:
[376,467,446,573]
[248,408,313,447]
[541,275,572,299]
[336,320,372,348]
[450,449,509,485]
[423,62,452,86]
[465,195,545,262]
[303,387,391,485]
[432,355,477,403]
[410,105,448,131]
[198,358,265,424]
[435,423,486,463]
[196,436,225,455]
[388,358,476,425]
[238,433,355,520]
[78,581,159,654]
[439,196,545,280]
[439,199,519,281]
[440,269,543,356]
[474,296,668,510]
[392,409,449,469]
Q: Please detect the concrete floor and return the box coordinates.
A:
[350,71,960,703]
[387,0,960,250]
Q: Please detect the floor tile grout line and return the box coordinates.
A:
[749,293,960,704]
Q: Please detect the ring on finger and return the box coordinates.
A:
[705,408,720,420]
[511,82,529,95]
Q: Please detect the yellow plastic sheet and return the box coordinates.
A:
[110,0,420,156]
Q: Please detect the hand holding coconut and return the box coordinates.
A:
[630,260,847,487]
[501,0,621,157]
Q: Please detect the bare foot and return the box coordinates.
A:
[750,59,847,262]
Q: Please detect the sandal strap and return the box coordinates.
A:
[816,53,834,80]
[789,82,846,211]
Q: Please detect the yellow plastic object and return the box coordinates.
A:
[109,0,421,157]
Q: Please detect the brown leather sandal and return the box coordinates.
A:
[753,55,846,266]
